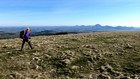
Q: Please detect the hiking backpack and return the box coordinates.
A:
[20,30,24,39]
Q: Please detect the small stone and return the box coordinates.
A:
[7,52,11,54]
[9,74,16,78]
[89,74,97,79]
[62,59,71,64]
[36,44,41,47]
[99,66,106,73]
[45,54,52,59]
[97,74,111,79]
[33,57,41,61]
[71,66,79,70]
[125,43,132,49]
[120,76,131,79]
[105,63,114,73]
[134,75,140,79]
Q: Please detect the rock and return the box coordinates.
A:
[89,74,93,79]
[19,55,24,57]
[94,49,98,53]
[102,71,108,75]
[36,44,41,47]
[62,59,71,64]
[133,75,140,79]
[98,63,117,76]
[98,66,106,73]
[89,74,97,79]
[113,71,122,76]
[25,77,33,79]
[33,57,41,62]
[8,72,23,79]
[32,52,40,56]
[27,62,31,65]
[71,66,79,70]
[66,76,70,79]
[9,74,16,79]
[134,77,140,79]
[7,52,12,54]
[67,51,75,56]
[35,65,39,69]
[45,54,52,59]
[69,57,75,61]
[31,64,39,70]
[120,76,131,79]
[107,53,114,57]
[82,45,95,51]
[104,63,114,73]
[125,43,132,49]
[97,74,111,79]
[94,54,102,60]
[78,74,85,78]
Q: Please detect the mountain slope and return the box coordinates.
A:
[0,32,140,79]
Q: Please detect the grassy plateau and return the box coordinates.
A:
[0,32,140,79]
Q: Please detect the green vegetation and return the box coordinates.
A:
[0,32,140,79]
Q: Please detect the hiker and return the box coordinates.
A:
[21,27,33,51]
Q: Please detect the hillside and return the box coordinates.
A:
[0,25,140,39]
[0,32,140,79]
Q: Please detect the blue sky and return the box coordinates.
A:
[0,0,140,27]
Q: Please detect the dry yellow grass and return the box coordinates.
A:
[0,32,140,79]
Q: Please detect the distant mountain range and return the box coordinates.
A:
[0,24,140,39]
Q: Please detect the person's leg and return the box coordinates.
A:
[27,40,33,49]
[21,39,25,51]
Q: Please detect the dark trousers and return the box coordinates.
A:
[21,38,33,50]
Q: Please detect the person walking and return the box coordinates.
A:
[21,27,33,51]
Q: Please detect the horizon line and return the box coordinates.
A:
[0,24,139,27]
